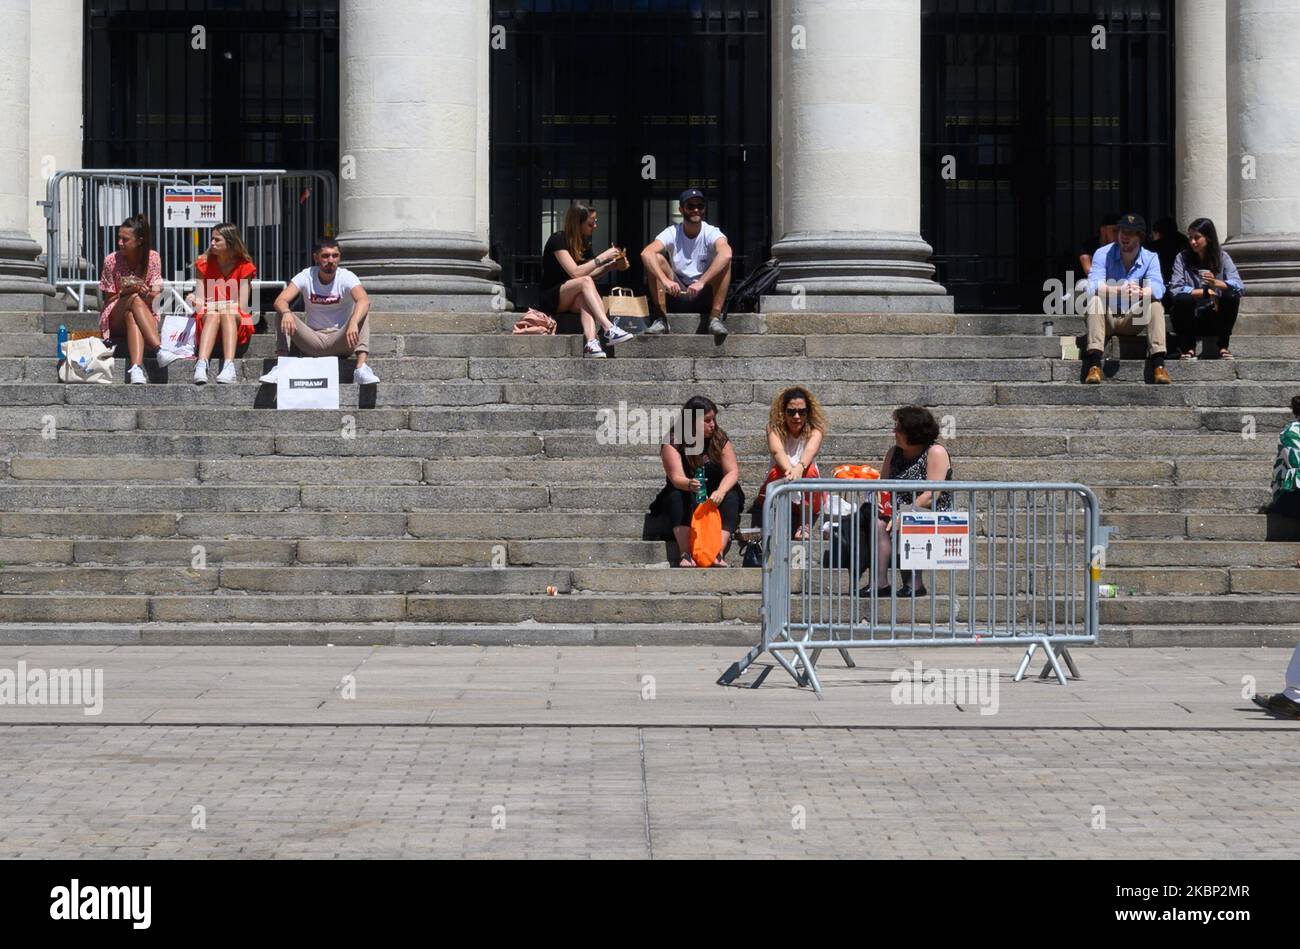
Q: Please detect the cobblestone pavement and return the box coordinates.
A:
[0,725,1295,858]
[0,646,1295,857]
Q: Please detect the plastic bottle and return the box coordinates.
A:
[1098,584,1118,598]
[57,324,68,363]
[694,466,708,504]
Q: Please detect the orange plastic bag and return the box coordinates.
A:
[833,464,891,518]
[689,499,723,567]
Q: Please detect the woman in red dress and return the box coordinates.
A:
[190,223,257,385]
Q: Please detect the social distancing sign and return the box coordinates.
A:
[163,186,224,228]
[899,511,970,569]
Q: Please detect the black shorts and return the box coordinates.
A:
[662,284,715,316]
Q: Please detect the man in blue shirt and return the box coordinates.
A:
[1082,212,1171,385]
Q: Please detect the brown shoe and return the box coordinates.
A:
[1083,366,1102,384]
[1152,366,1171,385]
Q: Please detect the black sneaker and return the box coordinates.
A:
[1252,692,1300,718]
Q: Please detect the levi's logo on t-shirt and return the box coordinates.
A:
[309,291,342,305]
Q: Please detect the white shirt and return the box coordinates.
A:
[655,222,724,282]
[292,266,361,330]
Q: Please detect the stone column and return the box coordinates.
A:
[768,0,948,312]
[1174,0,1227,231]
[338,0,500,311]
[0,0,54,309]
[1225,0,1300,294]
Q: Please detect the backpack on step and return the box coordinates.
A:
[512,309,557,335]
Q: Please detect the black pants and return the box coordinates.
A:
[1170,293,1240,351]
[662,484,743,533]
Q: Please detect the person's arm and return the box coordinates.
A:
[555,247,620,281]
[1143,251,1165,301]
[641,239,679,293]
[801,427,824,472]
[1169,254,1192,296]
[1078,252,1093,275]
[100,257,120,308]
[711,441,739,506]
[660,443,695,492]
[1087,247,1107,296]
[1221,253,1245,295]
[768,427,793,476]
[191,262,207,314]
[273,281,303,337]
[238,267,253,318]
[345,283,371,349]
[688,236,733,295]
[912,444,951,510]
[142,252,164,303]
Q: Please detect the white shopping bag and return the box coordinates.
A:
[58,336,114,384]
[275,356,339,411]
[158,313,196,359]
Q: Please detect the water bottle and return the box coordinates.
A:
[57,324,68,364]
[694,466,708,504]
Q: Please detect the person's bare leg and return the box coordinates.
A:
[706,266,732,317]
[715,530,731,566]
[220,310,238,363]
[673,524,693,566]
[557,279,599,341]
[130,297,160,352]
[196,311,221,362]
[576,277,613,332]
[874,530,893,589]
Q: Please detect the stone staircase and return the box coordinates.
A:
[0,299,1298,647]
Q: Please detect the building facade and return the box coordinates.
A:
[1,0,1296,313]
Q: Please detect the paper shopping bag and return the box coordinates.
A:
[275,356,340,410]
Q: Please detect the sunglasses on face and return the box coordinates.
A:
[684,203,705,212]
[785,408,806,417]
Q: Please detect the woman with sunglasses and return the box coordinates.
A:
[754,386,827,537]
[540,202,634,358]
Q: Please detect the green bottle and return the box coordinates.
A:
[694,466,707,504]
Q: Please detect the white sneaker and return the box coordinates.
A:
[604,325,635,347]
[216,361,237,384]
[127,364,147,385]
[258,364,280,385]
[193,360,208,385]
[354,363,380,385]
[155,349,181,369]
[583,339,607,358]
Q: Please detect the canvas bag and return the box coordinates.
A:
[159,313,197,358]
[603,286,649,318]
[58,336,114,384]
[275,356,340,410]
[512,309,557,335]
[689,499,723,567]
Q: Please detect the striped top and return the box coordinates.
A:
[1273,421,1300,503]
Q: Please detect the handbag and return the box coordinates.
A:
[159,313,197,358]
[689,500,723,567]
[511,309,557,335]
[603,286,649,319]
[58,336,114,384]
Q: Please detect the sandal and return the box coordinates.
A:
[1219,348,1234,360]
[713,556,730,567]
[678,555,696,568]
[1180,349,1197,361]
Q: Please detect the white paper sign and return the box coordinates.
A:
[275,357,339,411]
[163,185,224,228]
[898,511,970,570]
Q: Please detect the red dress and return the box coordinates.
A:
[194,256,257,347]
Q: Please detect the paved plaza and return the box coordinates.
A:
[0,645,1295,858]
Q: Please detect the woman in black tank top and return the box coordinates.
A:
[869,406,953,597]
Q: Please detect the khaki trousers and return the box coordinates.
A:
[1085,295,1166,357]
[280,315,370,356]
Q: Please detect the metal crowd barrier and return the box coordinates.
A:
[719,479,1107,695]
[40,169,338,312]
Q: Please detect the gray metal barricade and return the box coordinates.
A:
[720,479,1108,695]
[40,169,338,311]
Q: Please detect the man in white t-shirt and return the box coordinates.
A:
[640,189,733,340]
[260,238,378,386]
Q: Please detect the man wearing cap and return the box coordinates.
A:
[1082,212,1171,385]
[640,189,733,340]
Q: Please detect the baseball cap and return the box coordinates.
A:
[1117,212,1147,235]
[679,188,705,205]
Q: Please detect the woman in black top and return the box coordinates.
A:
[648,395,745,566]
[868,405,953,598]
[541,202,635,358]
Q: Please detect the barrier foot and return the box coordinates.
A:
[792,644,823,696]
[1033,640,1069,685]
[1013,643,1038,682]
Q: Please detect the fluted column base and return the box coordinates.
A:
[335,230,502,311]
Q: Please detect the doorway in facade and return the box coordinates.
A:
[489,1,771,309]
[922,0,1175,313]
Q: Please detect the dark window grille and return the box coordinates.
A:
[84,0,339,174]
[490,0,771,309]
[922,0,1175,313]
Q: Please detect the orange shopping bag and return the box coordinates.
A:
[689,499,723,567]
[832,464,891,518]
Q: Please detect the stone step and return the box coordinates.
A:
[1102,624,1300,647]
[762,312,1300,336]
[4,404,1280,435]
[0,430,1278,462]
[3,562,1295,596]
[0,480,1271,514]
